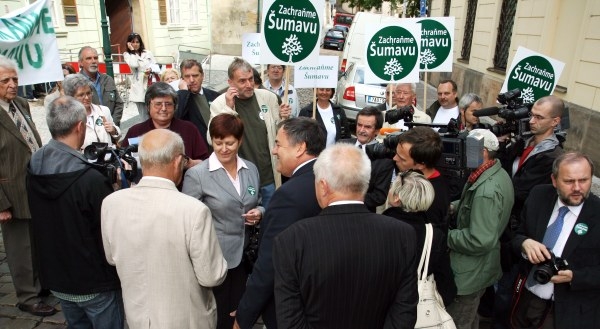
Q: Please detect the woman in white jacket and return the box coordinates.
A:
[124,32,159,122]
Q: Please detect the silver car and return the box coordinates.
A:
[336,64,388,123]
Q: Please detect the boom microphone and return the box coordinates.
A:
[473,107,500,117]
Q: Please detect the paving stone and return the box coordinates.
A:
[0,293,18,306]
[0,274,13,283]
[0,283,16,294]
[41,311,65,325]
[35,323,67,329]
[0,317,38,329]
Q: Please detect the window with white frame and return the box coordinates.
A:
[190,0,200,25]
[168,0,180,25]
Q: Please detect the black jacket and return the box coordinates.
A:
[299,101,350,143]
[27,140,120,295]
[176,88,220,149]
[382,208,457,306]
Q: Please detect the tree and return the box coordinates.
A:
[521,87,535,104]
[384,58,403,81]
[282,34,303,63]
[420,48,436,69]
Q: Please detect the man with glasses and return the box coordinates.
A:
[494,95,565,328]
[264,64,299,117]
[122,82,209,169]
[78,46,124,126]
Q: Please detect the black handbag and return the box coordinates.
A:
[242,225,260,273]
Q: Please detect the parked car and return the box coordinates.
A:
[332,24,349,34]
[336,63,387,124]
[322,29,346,51]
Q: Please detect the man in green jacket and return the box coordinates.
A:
[446,129,514,328]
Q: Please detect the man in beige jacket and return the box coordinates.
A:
[101,129,227,329]
[210,57,291,207]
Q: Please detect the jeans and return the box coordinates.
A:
[59,290,125,329]
[260,183,276,209]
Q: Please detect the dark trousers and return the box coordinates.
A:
[213,264,248,329]
[0,218,41,305]
[511,288,554,329]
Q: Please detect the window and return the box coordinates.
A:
[190,0,199,25]
[492,0,517,71]
[62,0,78,25]
[169,0,180,25]
[460,0,478,61]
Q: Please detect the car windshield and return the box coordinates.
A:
[326,30,344,38]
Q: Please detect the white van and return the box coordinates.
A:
[336,12,392,123]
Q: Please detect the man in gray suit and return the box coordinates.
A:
[102,129,227,328]
[0,55,56,316]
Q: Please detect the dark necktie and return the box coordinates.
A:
[9,102,39,152]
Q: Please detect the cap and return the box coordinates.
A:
[469,129,499,151]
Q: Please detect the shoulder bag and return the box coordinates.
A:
[414,223,456,329]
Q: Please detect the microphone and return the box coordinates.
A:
[473,106,500,117]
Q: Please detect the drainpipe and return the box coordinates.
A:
[256,0,261,33]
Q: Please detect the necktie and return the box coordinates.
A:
[9,102,39,152]
[526,206,569,288]
[542,206,569,250]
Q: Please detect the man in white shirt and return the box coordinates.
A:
[377,83,431,131]
[427,79,459,125]
[264,64,299,117]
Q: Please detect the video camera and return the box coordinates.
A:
[384,105,414,125]
[473,88,533,137]
[83,142,138,184]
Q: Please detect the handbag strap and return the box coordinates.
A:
[417,223,433,281]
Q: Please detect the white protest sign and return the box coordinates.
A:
[501,47,565,103]
[0,0,63,85]
[242,33,261,65]
[417,16,455,72]
[364,19,421,84]
[293,56,338,88]
[260,0,324,65]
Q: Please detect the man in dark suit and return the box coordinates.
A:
[175,59,219,150]
[0,55,56,316]
[339,106,395,212]
[273,143,418,329]
[511,152,600,329]
[234,117,326,329]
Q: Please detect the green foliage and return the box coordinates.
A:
[338,0,425,17]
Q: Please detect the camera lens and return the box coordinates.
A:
[533,265,554,284]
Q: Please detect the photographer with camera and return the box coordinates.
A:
[446,129,514,328]
[510,152,600,329]
[377,83,431,131]
[390,126,450,230]
[492,95,565,328]
[27,96,124,327]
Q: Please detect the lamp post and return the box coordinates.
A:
[99,0,114,77]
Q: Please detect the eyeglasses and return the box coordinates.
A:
[129,32,139,37]
[151,101,175,110]
[180,154,190,167]
[269,65,284,71]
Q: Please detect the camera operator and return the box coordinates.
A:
[376,83,431,131]
[493,95,565,328]
[339,106,395,212]
[26,96,124,327]
[510,152,600,329]
[392,126,450,230]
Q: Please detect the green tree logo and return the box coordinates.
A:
[508,55,556,103]
[263,0,320,63]
[366,26,418,81]
[417,19,451,70]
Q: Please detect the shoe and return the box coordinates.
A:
[17,302,57,316]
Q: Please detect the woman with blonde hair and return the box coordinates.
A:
[383,170,457,306]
